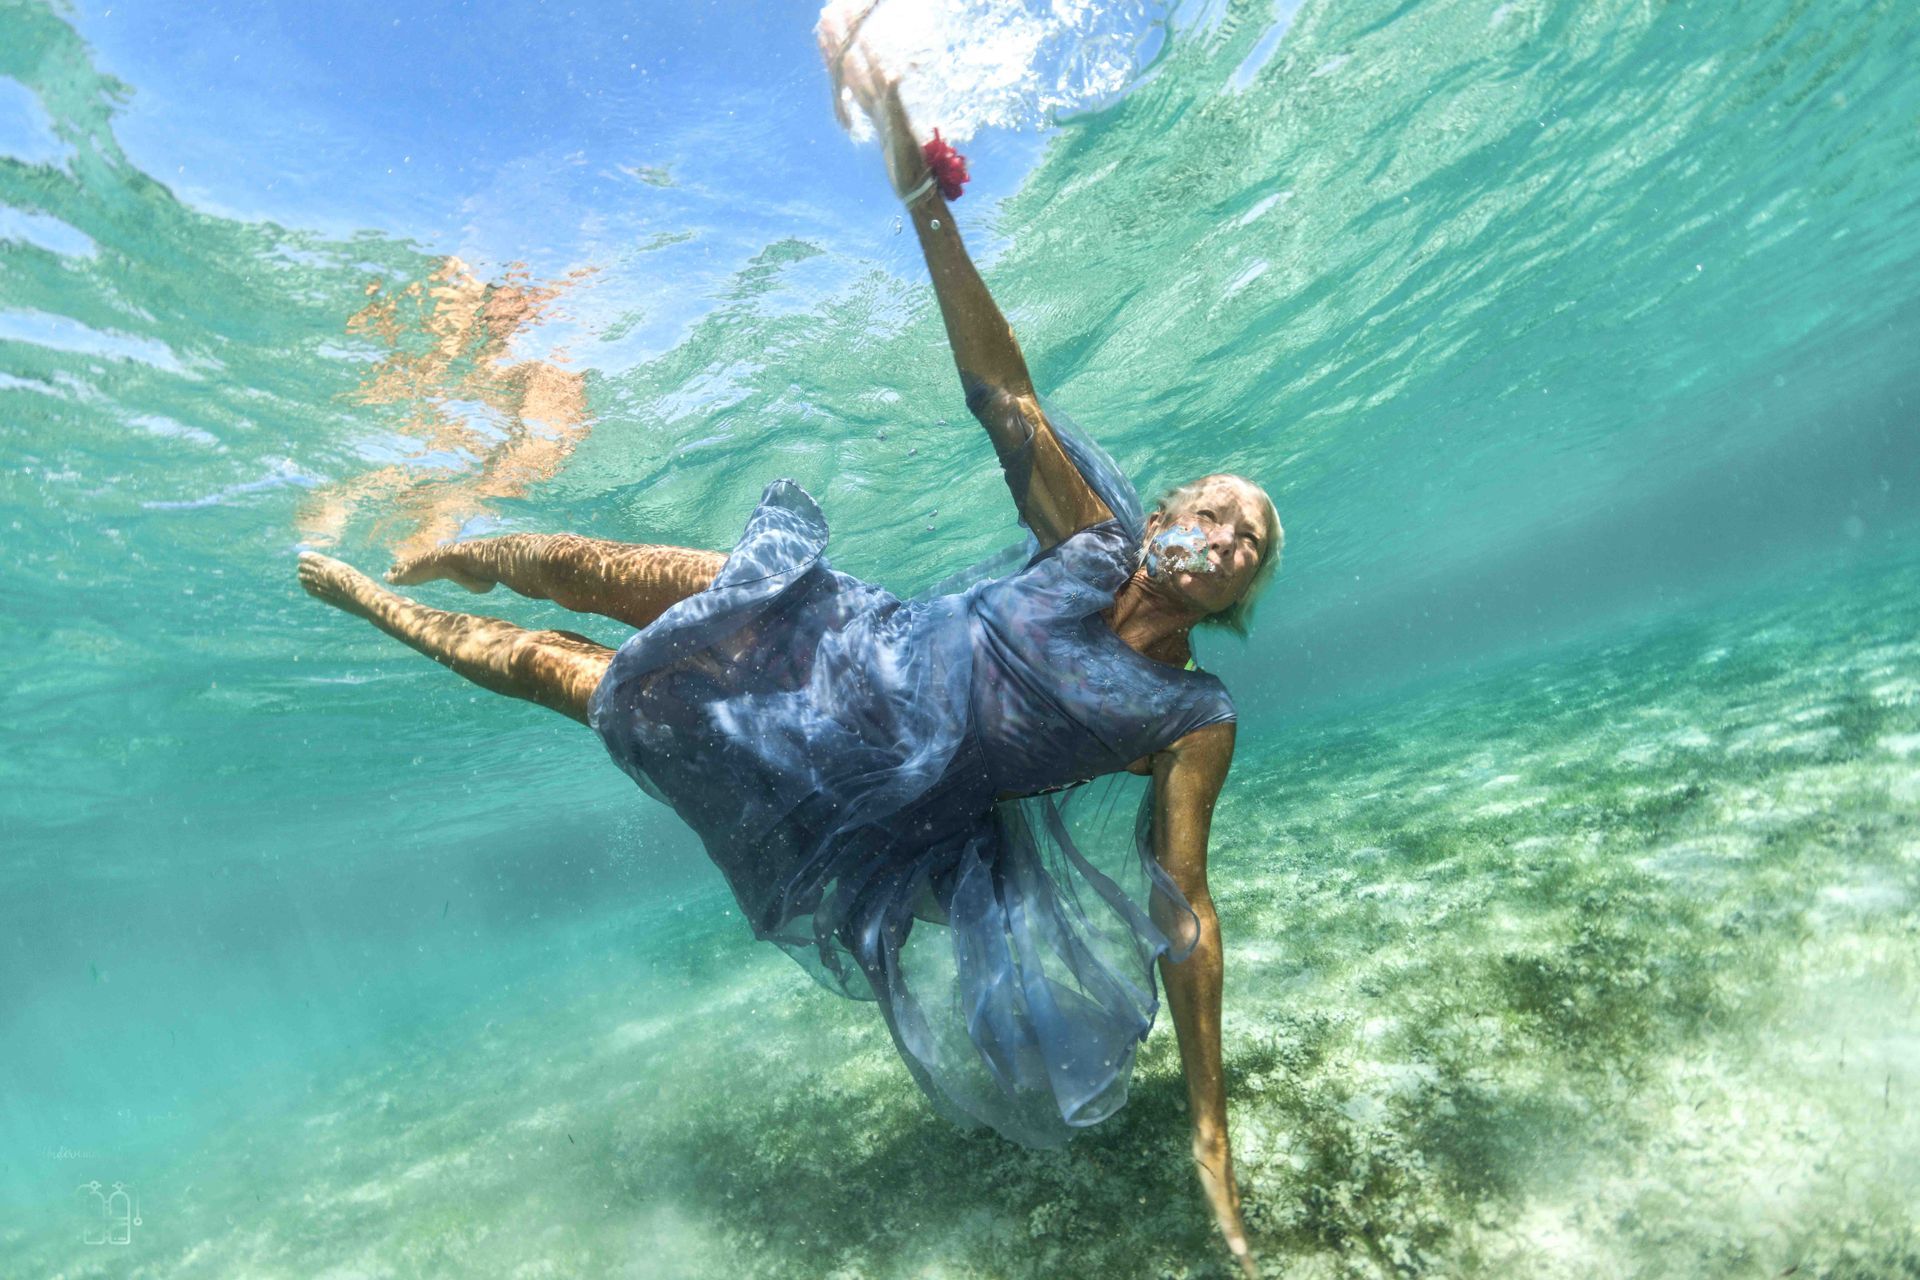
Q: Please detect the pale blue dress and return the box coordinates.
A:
[589,408,1236,1148]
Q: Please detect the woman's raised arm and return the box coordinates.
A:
[824,38,1115,548]
[896,131,1116,548]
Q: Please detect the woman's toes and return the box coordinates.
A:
[298,550,336,592]
[298,551,367,605]
[385,554,431,586]
[386,550,491,592]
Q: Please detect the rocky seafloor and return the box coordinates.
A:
[16,547,1919,1279]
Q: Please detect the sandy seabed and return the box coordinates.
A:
[14,554,1919,1280]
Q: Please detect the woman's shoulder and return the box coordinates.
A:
[1030,516,1137,588]
[1176,664,1238,730]
[1034,398,1147,535]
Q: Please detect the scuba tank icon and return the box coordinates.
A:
[106,1181,141,1244]
[75,1180,107,1245]
[74,1178,141,1244]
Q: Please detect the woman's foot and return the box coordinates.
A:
[385,545,495,593]
[298,551,386,618]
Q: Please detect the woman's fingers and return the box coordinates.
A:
[816,20,855,128]
[844,47,893,117]
[817,6,877,129]
[1192,1134,1257,1276]
[817,0,892,130]
[814,4,925,199]
[1213,1197,1258,1277]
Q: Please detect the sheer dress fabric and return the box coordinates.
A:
[588,407,1236,1148]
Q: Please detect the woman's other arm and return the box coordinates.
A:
[1151,720,1256,1278]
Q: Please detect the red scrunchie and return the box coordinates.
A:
[922,129,970,201]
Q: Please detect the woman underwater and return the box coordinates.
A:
[297,30,1280,1276]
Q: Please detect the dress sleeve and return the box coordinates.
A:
[925,398,1146,605]
[1038,398,1147,541]
[991,396,1147,547]
[1042,517,1140,597]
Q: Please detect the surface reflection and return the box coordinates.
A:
[299,256,595,558]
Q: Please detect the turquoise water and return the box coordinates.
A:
[3,0,1917,1275]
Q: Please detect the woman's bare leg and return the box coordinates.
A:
[386,534,725,632]
[297,552,611,724]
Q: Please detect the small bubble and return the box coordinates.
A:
[931,218,942,230]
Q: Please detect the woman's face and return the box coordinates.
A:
[1144,476,1274,615]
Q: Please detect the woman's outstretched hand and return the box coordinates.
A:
[816,1,879,129]
[1194,1127,1259,1277]
[816,3,927,198]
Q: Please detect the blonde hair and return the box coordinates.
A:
[1139,474,1283,637]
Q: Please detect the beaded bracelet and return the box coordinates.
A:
[903,130,969,207]
[901,173,938,206]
